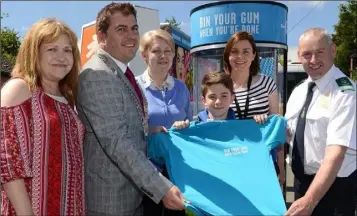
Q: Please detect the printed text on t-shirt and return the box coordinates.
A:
[224,146,248,156]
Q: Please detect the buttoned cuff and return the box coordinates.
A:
[151,173,173,204]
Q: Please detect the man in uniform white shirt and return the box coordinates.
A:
[285,28,356,215]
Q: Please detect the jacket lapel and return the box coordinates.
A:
[97,49,144,104]
[95,49,148,119]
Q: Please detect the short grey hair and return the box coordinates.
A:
[299,27,333,46]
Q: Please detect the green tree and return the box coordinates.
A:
[332,0,357,77]
[1,27,21,64]
[165,16,181,30]
[1,13,21,75]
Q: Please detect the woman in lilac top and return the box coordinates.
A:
[136,29,191,216]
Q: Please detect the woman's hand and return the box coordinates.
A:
[253,114,268,124]
[172,120,190,130]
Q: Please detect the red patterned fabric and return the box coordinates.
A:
[1,90,85,216]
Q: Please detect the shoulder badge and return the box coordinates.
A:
[335,77,355,92]
[290,78,307,93]
[295,78,307,87]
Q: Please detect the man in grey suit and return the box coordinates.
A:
[76,3,185,216]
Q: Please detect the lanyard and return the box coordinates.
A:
[234,74,253,119]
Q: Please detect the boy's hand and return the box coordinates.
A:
[253,114,268,124]
[172,120,190,130]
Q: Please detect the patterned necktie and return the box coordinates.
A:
[125,67,144,112]
[291,82,316,177]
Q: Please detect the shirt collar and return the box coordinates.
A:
[198,108,236,122]
[100,49,127,74]
[141,69,175,90]
[307,64,335,91]
[226,108,236,120]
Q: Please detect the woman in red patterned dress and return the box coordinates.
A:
[1,18,85,216]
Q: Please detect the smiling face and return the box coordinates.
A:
[298,32,336,80]
[97,11,139,64]
[144,38,174,75]
[202,83,235,120]
[39,34,74,83]
[228,39,256,74]
[176,46,184,79]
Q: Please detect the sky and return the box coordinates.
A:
[1,0,345,48]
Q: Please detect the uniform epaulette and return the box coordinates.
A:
[295,78,307,87]
[291,78,307,92]
[335,77,355,92]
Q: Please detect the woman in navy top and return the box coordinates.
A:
[136,29,192,216]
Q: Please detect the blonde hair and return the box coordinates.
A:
[11,18,81,107]
[139,29,175,63]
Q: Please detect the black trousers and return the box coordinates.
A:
[143,166,185,216]
[294,170,356,216]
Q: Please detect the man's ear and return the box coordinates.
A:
[96,31,106,43]
[297,49,302,62]
[331,43,337,58]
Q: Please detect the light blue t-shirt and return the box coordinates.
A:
[148,115,287,216]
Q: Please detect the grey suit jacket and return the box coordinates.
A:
[77,49,173,215]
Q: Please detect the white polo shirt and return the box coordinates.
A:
[285,65,356,177]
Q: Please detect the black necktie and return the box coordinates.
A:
[291,82,316,178]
